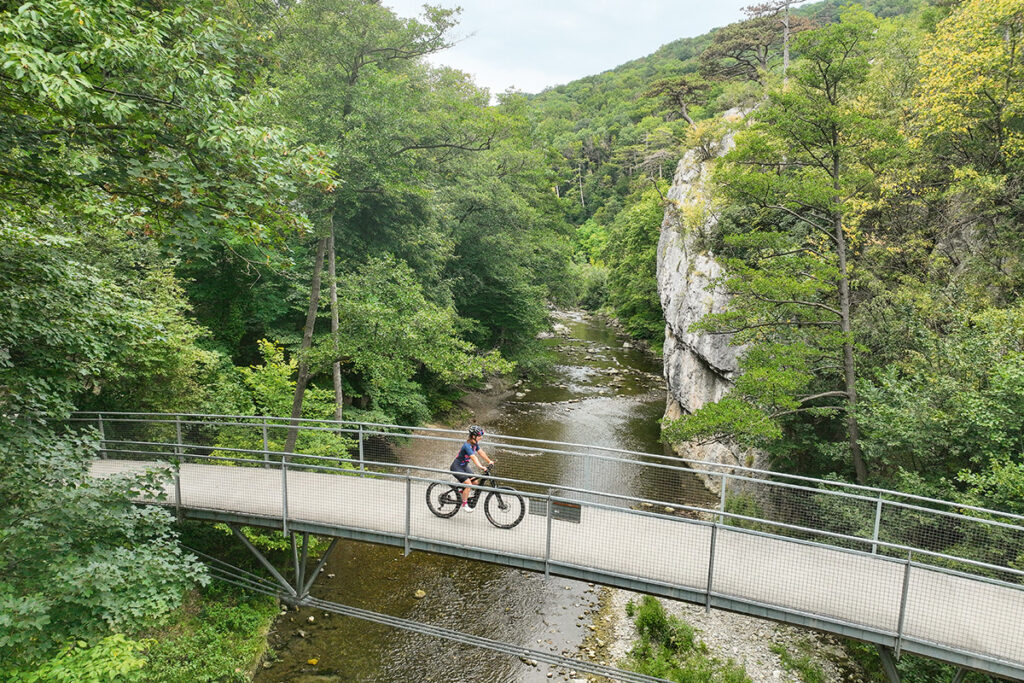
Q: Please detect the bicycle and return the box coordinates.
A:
[426,464,526,529]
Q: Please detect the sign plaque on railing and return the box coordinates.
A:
[529,497,582,523]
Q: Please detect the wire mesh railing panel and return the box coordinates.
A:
[712,528,905,633]
[877,502,1024,582]
[549,504,712,592]
[902,564,1024,666]
[179,461,283,519]
[285,465,407,538]
[723,477,880,553]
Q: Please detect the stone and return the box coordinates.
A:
[656,108,769,491]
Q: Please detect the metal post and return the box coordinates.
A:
[262,418,269,467]
[97,414,107,459]
[175,468,183,522]
[545,489,554,579]
[872,496,883,555]
[719,473,728,524]
[290,532,300,589]
[298,532,310,594]
[358,426,364,471]
[706,523,718,613]
[229,525,297,597]
[301,538,339,598]
[895,550,912,659]
[175,417,183,462]
[404,468,412,557]
[281,456,289,536]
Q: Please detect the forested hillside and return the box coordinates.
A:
[2,0,1022,679]
[524,0,1024,510]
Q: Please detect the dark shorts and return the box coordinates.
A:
[450,460,474,483]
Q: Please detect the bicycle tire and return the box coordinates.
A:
[484,487,526,529]
[426,482,461,518]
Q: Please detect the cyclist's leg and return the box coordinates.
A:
[450,463,474,504]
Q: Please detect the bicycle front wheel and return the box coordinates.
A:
[426,482,461,518]
[484,487,525,529]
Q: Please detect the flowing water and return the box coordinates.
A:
[255,311,712,682]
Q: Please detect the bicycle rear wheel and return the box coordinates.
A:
[426,482,461,518]
[484,487,526,529]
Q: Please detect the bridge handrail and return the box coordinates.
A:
[77,412,1024,584]
[98,435,1024,537]
[97,440,1024,588]
[71,411,1024,526]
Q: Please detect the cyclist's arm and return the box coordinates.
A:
[469,452,492,470]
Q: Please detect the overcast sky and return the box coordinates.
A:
[383,1,754,96]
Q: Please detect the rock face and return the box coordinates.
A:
[657,112,767,492]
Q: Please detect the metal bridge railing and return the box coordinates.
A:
[72,410,1024,587]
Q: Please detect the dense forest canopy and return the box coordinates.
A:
[1,0,1022,678]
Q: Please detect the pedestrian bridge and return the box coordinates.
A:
[79,413,1024,681]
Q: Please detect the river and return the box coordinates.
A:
[255,311,712,682]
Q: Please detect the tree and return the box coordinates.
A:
[666,7,886,483]
[0,0,326,671]
[917,0,1024,170]
[644,76,711,126]
[745,1,814,80]
[269,0,509,447]
[603,184,671,344]
[700,14,784,84]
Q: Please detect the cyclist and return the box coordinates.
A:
[450,425,494,513]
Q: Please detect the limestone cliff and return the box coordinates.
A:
[657,113,766,492]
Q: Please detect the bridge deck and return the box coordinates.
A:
[91,459,1024,679]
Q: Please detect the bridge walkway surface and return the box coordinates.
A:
[91,458,1024,681]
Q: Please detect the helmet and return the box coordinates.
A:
[468,425,485,438]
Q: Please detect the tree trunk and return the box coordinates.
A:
[833,148,867,484]
[782,2,792,82]
[578,164,586,208]
[328,231,343,423]
[283,236,329,454]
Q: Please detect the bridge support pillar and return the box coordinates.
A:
[877,645,901,683]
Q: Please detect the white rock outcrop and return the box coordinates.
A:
[657,111,767,492]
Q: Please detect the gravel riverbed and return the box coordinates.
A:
[595,587,867,683]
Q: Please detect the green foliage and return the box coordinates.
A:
[0,428,207,670]
[624,596,751,683]
[317,256,514,424]
[603,184,671,344]
[858,303,1024,500]
[7,634,149,683]
[125,587,278,683]
[0,0,328,244]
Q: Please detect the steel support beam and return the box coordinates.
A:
[300,538,340,599]
[229,525,298,599]
[878,645,901,683]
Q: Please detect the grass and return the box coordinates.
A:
[623,596,752,683]
[770,640,826,683]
